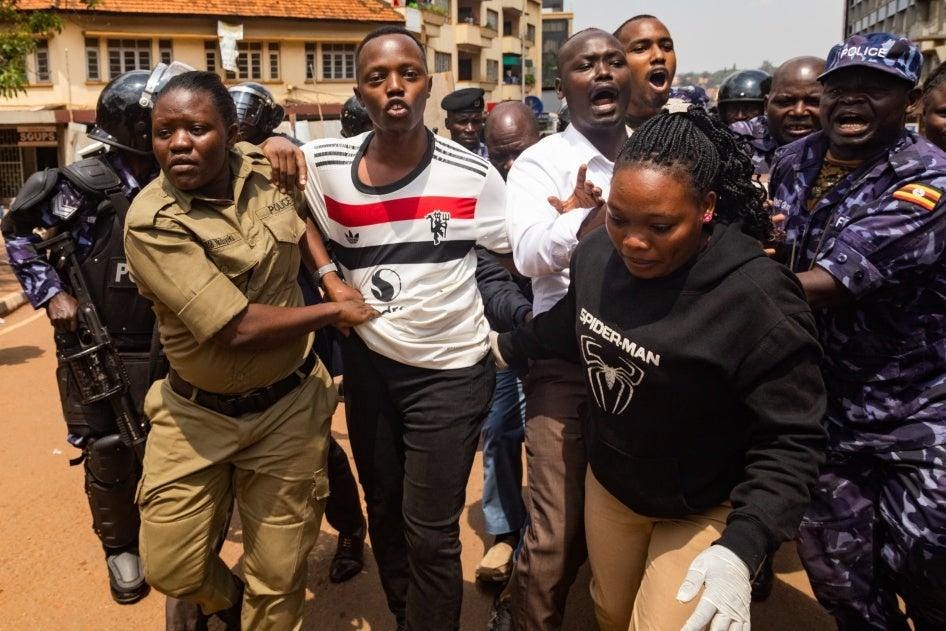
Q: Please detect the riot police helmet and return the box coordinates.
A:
[229,82,285,143]
[340,96,372,138]
[717,69,772,104]
[87,70,154,155]
[717,69,772,125]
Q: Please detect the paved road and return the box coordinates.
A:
[0,293,835,630]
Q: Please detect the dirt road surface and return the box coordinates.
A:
[0,278,834,630]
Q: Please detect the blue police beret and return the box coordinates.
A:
[441,88,485,112]
[820,32,922,86]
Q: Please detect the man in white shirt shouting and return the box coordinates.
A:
[504,28,633,631]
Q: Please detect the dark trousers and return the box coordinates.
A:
[298,269,363,535]
[341,334,494,631]
[326,437,364,535]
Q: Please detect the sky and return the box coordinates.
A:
[567,0,846,74]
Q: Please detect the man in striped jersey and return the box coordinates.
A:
[294,26,510,631]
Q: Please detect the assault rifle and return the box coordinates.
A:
[37,232,149,462]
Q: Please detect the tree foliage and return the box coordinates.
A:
[677,60,779,90]
[0,1,66,97]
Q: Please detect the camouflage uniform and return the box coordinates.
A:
[770,129,946,629]
[5,151,154,312]
[729,114,777,177]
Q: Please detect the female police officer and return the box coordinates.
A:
[123,70,377,630]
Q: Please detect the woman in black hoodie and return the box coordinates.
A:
[493,107,826,631]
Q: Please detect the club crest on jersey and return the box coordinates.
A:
[426,210,450,245]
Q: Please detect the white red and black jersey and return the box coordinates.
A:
[303,130,510,370]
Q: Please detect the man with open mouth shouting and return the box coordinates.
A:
[770,33,946,631]
[613,14,676,131]
[298,25,511,631]
[729,56,826,181]
[504,28,631,631]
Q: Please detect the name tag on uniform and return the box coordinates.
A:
[107,257,137,289]
[204,233,241,250]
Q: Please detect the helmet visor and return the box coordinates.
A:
[232,90,266,126]
[139,61,195,108]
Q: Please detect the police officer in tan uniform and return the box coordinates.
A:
[124,70,377,630]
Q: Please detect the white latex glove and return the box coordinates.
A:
[488,331,509,369]
[677,544,752,631]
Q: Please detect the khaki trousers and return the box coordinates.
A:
[137,362,335,631]
[585,468,731,631]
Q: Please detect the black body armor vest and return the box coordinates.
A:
[61,157,155,351]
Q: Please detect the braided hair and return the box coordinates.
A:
[923,60,946,104]
[616,105,773,244]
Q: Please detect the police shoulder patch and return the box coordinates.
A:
[892,182,942,211]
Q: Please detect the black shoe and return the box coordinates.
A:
[751,555,774,602]
[330,526,365,583]
[486,593,513,631]
[212,577,244,630]
[106,549,149,604]
[165,597,210,631]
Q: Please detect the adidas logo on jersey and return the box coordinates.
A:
[345,230,360,244]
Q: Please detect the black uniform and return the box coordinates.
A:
[2,148,156,603]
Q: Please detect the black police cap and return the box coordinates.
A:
[441,87,485,112]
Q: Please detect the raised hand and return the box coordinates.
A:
[548,164,604,213]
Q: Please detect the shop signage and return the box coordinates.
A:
[17,126,58,147]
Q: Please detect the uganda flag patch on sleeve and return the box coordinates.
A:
[892,182,942,211]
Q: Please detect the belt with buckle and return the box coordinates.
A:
[167,352,317,417]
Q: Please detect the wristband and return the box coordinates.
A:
[316,262,339,281]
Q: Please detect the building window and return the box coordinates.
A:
[159,39,172,65]
[107,39,152,79]
[486,59,498,82]
[85,38,100,81]
[486,9,498,31]
[228,42,263,81]
[305,43,316,80]
[205,41,218,72]
[435,51,452,74]
[458,56,473,81]
[526,24,536,43]
[542,18,569,89]
[32,39,51,83]
[268,43,280,80]
[322,43,355,80]
[0,129,24,200]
